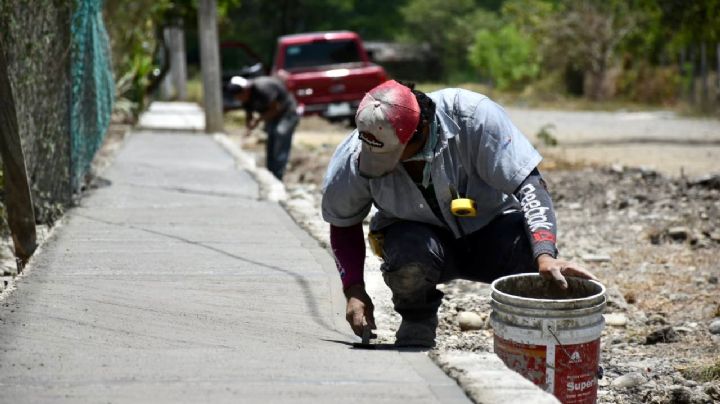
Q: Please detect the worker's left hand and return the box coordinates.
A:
[537,254,598,289]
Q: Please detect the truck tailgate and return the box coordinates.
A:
[286,65,385,105]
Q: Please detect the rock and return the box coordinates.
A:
[644,326,680,344]
[706,384,720,401]
[457,312,484,331]
[688,174,720,190]
[709,319,720,335]
[670,293,690,302]
[646,313,668,325]
[610,336,624,344]
[611,372,647,389]
[604,313,628,327]
[567,202,582,210]
[605,287,630,312]
[709,275,718,284]
[611,164,625,174]
[683,379,698,387]
[582,254,612,263]
[669,385,693,404]
[667,226,690,241]
[639,167,659,178]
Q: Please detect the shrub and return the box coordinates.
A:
[468,24,540,90]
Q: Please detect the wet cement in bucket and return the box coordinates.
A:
[494,276,602,300]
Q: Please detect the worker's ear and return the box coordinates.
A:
[409,122,427,144]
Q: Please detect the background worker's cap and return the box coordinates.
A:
[226,76,250,95]
[356,80,420,177]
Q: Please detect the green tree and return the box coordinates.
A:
[399,0,500,81]
[500,0,557,38]
[544,0,638,100]
[104,0,240,117]
[469,24,539,89]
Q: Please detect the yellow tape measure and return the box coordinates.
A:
[451,198,477,217]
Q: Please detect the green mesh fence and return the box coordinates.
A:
[1,0,73,221]
[0,0,113,222]
[70,0,114,190]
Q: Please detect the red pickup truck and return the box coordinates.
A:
[271,31,388,123]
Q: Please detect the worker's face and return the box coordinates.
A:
[235,87,251,103]
[399,121,429,161]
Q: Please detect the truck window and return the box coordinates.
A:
[284,40,362,70]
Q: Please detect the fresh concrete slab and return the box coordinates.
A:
[137,103,205,132]
[0,103,470,403]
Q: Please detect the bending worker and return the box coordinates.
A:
[229,76,299,180]
[321,80,597,347]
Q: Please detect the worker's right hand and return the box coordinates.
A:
[344,284,377,338]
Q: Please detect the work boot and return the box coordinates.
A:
[395,315,438,348]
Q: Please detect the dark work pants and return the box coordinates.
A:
[380,211,536,321]
[264,109,299,180]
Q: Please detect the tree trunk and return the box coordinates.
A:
[0,39,37,270]
[700,42,708,107]
[169,25,187,101]
[689,45,696,104]
[679,48,688,101]
[161,23,188,101]
[197,0,224,133]
[160,27,174,100]
[716,43,720,104]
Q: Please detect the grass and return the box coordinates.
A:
[224,110,246,130]
[680,358,720,382]
[186,77,203,105]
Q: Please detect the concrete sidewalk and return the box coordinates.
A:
[0,104,470,403]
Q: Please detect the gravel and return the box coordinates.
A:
[272,136,720,403]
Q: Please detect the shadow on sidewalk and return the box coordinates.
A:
[321,339,432,352]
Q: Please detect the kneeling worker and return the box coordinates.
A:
[321,80,597,347]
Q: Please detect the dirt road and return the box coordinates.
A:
[289,108,720,178]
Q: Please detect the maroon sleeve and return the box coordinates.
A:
[329,223,365,288]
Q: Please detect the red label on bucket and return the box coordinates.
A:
[494,335,601,404]
[554,339,601,404]
[494,336,548,388]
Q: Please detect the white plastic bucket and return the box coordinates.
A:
[490,274,606,404]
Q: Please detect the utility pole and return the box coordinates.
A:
[170,23,188,101]
[197,0,223,133]
[160,22,188,101]
[717,43,720,104]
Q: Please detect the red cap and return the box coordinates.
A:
[355,80,420,177]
